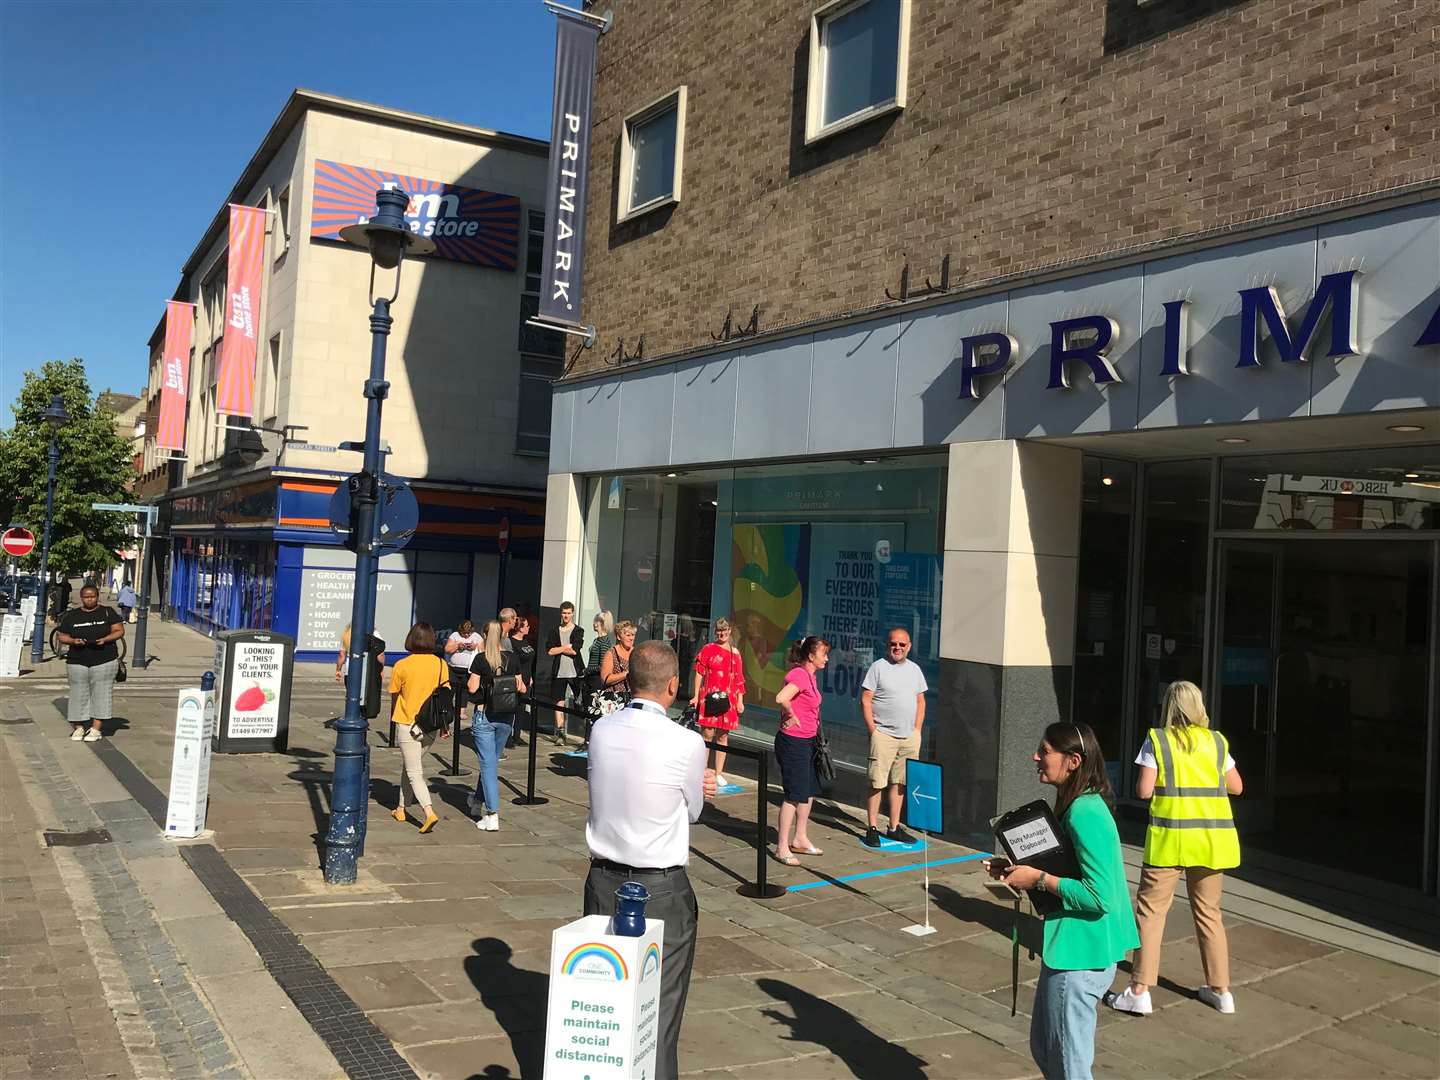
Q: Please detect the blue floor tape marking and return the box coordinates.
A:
[716,783,746,796]
[563,750,589,759]
[786,851,993,892]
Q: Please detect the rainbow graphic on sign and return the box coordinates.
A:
[310,159,520,269]
[641,942,661,982]
[562,943,629,981]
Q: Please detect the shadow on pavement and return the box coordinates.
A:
[929,883,1043,953]
[757,977,928,1078]
[464,937,549,1079]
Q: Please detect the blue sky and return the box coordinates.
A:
[0,0,569,424]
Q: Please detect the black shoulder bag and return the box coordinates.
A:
[411,659,456,735]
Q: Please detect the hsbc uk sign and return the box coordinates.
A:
[956,270,1440,399]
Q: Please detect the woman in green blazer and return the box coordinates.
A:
[990,721,1138,1080]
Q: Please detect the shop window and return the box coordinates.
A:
[1219,448,1440,533]
[260,334,282,425]
[806,0,910,144]
[1134,459,1211,735]
[579,454,946,770]
[618,87,687,222]
[517,210,563,455]
[1072,457,1136,785]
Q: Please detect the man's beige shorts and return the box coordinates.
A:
[868,730,921,788]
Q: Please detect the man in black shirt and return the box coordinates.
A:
[56,585,125,742]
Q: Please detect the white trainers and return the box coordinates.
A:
[69,727,85,741]
[1105,986,1153,1015]
[1198,987,1235,1014]
[475,814,498,832]
[83,728,103,742]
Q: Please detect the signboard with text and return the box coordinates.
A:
[212,629,294,753]
[311,159,520,269]
[543,915,663,1079]
[165,687,216,837]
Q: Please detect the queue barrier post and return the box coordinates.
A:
[437,673,471,777]
[514,696,548,806]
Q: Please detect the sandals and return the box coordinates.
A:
[792,845,824,857]
[774,851,801,866]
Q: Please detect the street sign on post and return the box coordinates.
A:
[2,528,35,558]
[328,473,418,554]
[497,516,510,554]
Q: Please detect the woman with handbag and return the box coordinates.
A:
[772,635,830,866]
[691,617,746,786]
[467,619,527,833]
[1107,680,1243,1017]
[597,619,637,708]
[387,622,450,834]
[987,722,1138,1080]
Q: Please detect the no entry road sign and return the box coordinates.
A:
[1,528,35,558]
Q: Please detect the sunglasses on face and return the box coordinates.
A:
[888,641,910,649]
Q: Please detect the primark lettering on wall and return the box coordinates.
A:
[548,199,1440,465]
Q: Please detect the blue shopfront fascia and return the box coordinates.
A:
[549,200,1440,475]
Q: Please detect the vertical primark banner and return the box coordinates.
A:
[537,4,603,329]
[215,204,268,416]
[156,300,194,451]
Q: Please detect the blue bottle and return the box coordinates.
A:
[611,881,650,937]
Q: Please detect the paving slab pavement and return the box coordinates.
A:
[2,616,1438,1078]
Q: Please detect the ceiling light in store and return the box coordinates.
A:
[710,499,718,506]
[1405,471,1420,479]
[666,472,677,478]
[1388,424,1425,433]
[1101,476,1114,486]
[860,458,880,465]
[1218,437,1249,445]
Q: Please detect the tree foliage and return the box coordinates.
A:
[0,359,136,577]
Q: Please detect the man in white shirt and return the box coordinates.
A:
[860,627,928,847]
[585,639,715,1080]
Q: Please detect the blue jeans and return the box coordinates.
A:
[470,709,513,814]
[1030,962,1115,1080]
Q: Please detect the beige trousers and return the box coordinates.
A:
[395,723,433,812]
[1133,865,1230,991]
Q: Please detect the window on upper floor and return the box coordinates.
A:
[517,210,565,455]
[806,0,911,144]
[273,186,291,262]
[618,87,687,222]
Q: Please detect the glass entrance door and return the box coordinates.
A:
[1213,540,1434,888]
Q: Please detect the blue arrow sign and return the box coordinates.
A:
[905,759,943,834]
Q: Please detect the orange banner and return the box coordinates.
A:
[215,204,267,415]
[156,301,194,451]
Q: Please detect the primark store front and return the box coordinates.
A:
[542,197,1440,898]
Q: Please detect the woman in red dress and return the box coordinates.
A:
[691,617,746,786]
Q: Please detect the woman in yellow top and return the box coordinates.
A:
[388,622,450,834]
[1108,680,1244,1017]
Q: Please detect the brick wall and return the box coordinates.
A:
[572,0,1440,374]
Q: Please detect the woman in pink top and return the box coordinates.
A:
[772,635,830,866]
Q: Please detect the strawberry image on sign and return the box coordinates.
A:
[234,684,275,713]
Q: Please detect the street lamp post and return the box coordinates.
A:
[31,394,71,664]
[322,188,433,885]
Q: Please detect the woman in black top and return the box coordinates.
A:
[467,620,527,833]
[55,584,125,742]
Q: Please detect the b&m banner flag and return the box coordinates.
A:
[538,8,601,327]
[215,204,267,417]
[310,160,520,269]
[156,301,194,451]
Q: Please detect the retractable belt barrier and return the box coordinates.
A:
[520,694,784,900]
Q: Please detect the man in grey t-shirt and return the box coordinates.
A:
[859,627,928,847]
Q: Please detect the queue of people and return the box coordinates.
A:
[369,601,1241,1080]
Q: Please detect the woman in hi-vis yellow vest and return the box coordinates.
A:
[1108,681,1244,1017]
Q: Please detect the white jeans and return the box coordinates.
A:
[67,661,118,726]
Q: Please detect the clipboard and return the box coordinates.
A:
[992,799,1079,916]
